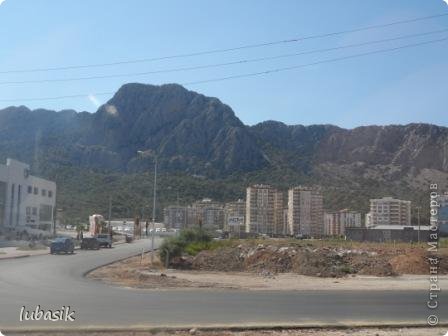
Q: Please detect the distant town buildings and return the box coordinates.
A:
[224,199,245,233]
[163,206,187,230]
[0,158,56,234]
[163,199,225,231]
[245,184,284,235]
[348,196,416,242]
[439,193,448,236]
[287,186,324,237]
[194,198,225,231]
[345,225,430,242]
[324,209,362,236]
[367,197,411,227]
[162,183,419,243]
[365,212,373,228]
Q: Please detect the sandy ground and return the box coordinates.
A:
[7,327,448,336]
[161,269,448,291]
[88,253,448,291]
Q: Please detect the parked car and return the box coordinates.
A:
[50,237,75,254]
[96,234,112,248]
[80,237,100,250]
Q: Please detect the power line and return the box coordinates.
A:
[0,12,447,74]
[0,36,446,103]
[0,29,447,86]
[183,36,448,85]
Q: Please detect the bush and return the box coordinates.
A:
[159,237,184,264]
[159,228,212,263]
[179,228,212,245]
[185,241,212,256]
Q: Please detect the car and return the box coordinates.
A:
[80,237,100,250]
[96,234,112,248]
[50,237,75,254]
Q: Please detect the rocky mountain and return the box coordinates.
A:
[0,83,267,175]
[0,83,447,220]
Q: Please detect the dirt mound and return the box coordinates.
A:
[192,247,245,272]
[189,242,448,278]
[244,245,295,274]
[349,254,395,276]
[291,250,352,277]
[389,250,428,275]
[191,244,383,277]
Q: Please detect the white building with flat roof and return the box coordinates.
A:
[287,186,324,237]
[368,197,411,227]
[324,209,361,236]
[0,158,56,234]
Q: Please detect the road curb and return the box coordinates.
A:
[0,254,32,261]
[2,321,447,333]
[82,245,159,277]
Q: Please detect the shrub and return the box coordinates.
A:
[159,228,212,263]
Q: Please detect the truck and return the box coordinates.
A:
[80,214,112,249]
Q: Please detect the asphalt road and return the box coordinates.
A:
[0,238,446,330]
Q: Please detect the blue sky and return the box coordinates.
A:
[0,0,447,128]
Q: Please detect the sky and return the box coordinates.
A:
[0,0,447,128]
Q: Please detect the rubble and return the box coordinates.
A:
[189,241,448,278]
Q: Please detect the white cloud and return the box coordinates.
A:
[444,0,448,5]
[0,0,6,6]
[88,94,101,108]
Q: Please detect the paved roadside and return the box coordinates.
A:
[0,238,129,260]
[0,246,49,260]
[4,327,448,336]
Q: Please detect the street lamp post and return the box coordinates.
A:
[151,156,157,264]
[108,196,112,235]
[416,206,421,243]
[137,151,158,264]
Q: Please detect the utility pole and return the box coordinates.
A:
[108,196,112,234]
[416,206,421,243]
[151,156,157,264]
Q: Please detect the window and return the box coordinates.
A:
[27,186,32,194]
[32,207,37,216]
[41,189,46,196]
[39,204,53,222]
[26,207,31,216]
[33,187,38,195]
[48,190,53,198]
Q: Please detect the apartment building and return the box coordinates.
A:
[287,186,324,237]
[163,199,225,230]
[368,197,411,226]
[245,184,284,235]
[192,198,225,230]
[0,158,56,234]
[224,199,245,232]
[163,206,187,229]
[324,209,361,236]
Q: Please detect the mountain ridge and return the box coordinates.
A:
[0,83,447,221]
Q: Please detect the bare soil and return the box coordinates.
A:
[88,251,448,291]
[187,240,448,278]
[87,239,448,290]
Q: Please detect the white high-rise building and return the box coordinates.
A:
[368,197,411,226]
[245,185,284,235]
[288,186,324,237]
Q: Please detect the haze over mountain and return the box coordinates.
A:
[0,83,447,222]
